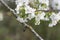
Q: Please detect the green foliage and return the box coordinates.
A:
[41,3,47,8]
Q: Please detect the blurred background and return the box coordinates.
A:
[0,0,60,40]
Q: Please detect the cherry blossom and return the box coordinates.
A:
[15,0,60,27]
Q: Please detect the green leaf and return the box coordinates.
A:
[18,6,26,18]
[45,12,52,17]
[41,3,47,8]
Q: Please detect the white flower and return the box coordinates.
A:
[17,16,28,23]
[39,12,46,20]
[15,0,29,5]
[38,0,49,10]
[15,0,29,14]
[35,12,46,25]
[15,4,21,14]
[35,20,40,25]
[39,0,49,6]
[49,12,60,27]
[35,14,40,25]
[44,17,49,21]
[15,0,23,14]
[24,5,36,20]
[15,0,60,27]
[25,5,36,14]
[15,0,23,5]
[27,13,35,20]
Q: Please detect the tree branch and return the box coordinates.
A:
[0,0,44,40]
[0,0,17,18]
[24,23,43,40]
[37,10,60,12]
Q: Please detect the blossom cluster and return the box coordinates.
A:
[15,0,60,27]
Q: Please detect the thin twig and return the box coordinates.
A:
[37,10,60,12]
[0,0,17,18]
[0,0,44,40]
[24,23,43,40]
